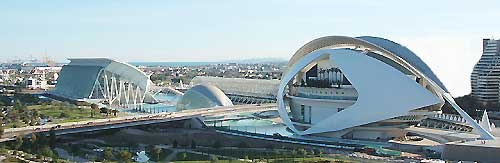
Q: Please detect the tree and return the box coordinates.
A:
[39,146,55,158]
[146,144,154,157]
[112,109,118,116]
[310,149,316,161]
[90,103,98,110]
[59,112,68,118]
[70,144,79,156]
[13,136,23,150]
[100,107,109,116]
[172,140,178,148]
[290,149,297,158]
[49,128,56,148]
[0,125,4,138]
[32,110,40,119]
[212,140,222,149]
[29,133,37,148]
[237,141,249,148]
[90,103,98,118]
[273,150,280,160]
[298,148,307,160]
[191,140,196,149]
[35,133,47,146]
[210,155,219,163]
[117,150,132,163]
[180,152,187,161]
[153,147,161,161]
[103,147,113,161]
[13,100,24,110]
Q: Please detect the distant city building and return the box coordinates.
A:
[24,77,49,90]
[471,39,500,103]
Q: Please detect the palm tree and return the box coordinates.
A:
[153,147,161,161]
[299,148,307,161]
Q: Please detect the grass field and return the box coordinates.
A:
[171,157,362,163]
[174,151,211,161]
[29,104,109,124]
[2,157,23,163]
[4,103,115,128]
[173,161,247,163]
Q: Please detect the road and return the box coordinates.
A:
[0,104,276,142]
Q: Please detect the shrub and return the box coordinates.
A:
[58,112,68,118]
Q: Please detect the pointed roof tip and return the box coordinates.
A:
[480,110,492,132]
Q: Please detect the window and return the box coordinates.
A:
[308,106,312,123]
[300,105,305,121]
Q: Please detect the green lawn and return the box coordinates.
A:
[3,103,115,129]
[2,157,23,163]
[29,104,110,124]
[172,157,360,163]
[149,148,173,162]
[174,151,211,161]
[173,161,247,163]
[190,148,376,163]
[194,148,290,160]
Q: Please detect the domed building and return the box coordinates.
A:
[176,84,233,111]
[278,36,494,140]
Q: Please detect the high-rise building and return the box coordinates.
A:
[471,39,500,103]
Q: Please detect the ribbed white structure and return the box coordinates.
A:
[190,76,280,98]
[52,58,156,108]
[471,39,500,102]
[279,36,495,140]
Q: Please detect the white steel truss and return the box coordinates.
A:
[88,70,149,110]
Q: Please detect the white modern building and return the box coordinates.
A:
[190,76,280,98]
[51,58,157,108]
[471,38,500,103]
[24,77,49,90]
[176,84,233,110]
[278,36,495,140]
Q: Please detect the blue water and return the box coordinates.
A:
[128,62,223,67]
[212,118,292,136]
[120,93,401,156]
[154,93,179,102]
[120,93,179,114]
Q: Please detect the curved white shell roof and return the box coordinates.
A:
[288,36,448,93]
[67,58,151,90]
[176,84,233,110]
[279,36,495,140]
[356,36,447,92]
[52,58,153,100]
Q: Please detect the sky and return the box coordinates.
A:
[1,0,500,96]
